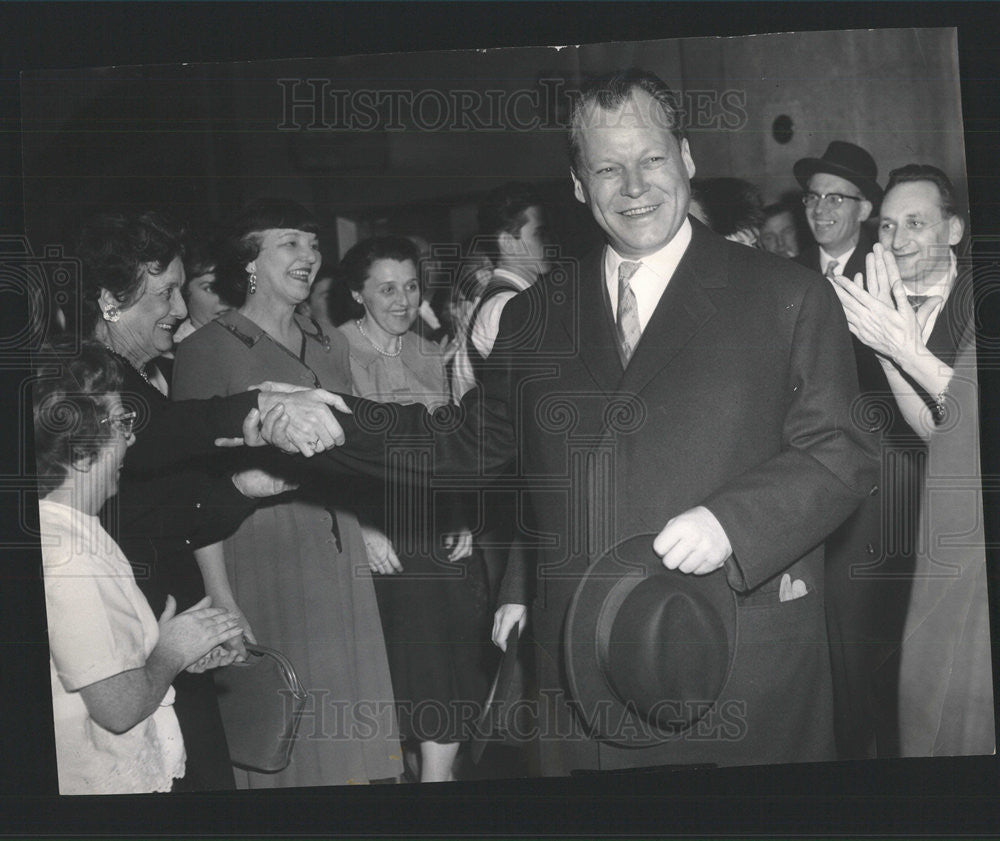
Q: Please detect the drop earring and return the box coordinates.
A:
[248,271,257,295]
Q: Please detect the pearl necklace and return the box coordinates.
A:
[103,344,154,387]
[356,319,402,358]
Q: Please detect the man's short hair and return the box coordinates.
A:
[567,68,686,174]
[476,181,543,261]
[885,164,960,218]
[762,201,796,222]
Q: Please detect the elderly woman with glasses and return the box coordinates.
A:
[35,342,245,794]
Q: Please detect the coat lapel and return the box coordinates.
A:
[568,248,625,396]
[617,222,724,396]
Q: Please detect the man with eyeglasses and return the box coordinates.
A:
[794,141,882,284]
[792,141,893,761]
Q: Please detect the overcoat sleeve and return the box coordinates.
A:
[702,273,880,592]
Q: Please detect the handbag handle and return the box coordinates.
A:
[233,642,308,700]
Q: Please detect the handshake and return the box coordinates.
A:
[216,382,352,457]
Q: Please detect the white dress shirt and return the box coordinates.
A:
[819,244,858,278]
[604,218,693,332]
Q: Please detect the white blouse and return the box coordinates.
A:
[41,499,185,794]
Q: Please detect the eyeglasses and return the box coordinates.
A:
[100,411,137,436]
[802,191,864,208]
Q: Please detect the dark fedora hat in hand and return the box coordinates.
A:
[564,534,738,747]
[793,140,883,207]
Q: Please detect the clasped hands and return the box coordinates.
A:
[830,243,940,368]
[215,381,352,456]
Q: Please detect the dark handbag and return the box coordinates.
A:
[214,643,308,773]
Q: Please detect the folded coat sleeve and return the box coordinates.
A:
[703,275,881,593]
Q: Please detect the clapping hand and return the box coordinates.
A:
[157,595,244,672]
[830,244,941,367]
[186,645,240,673]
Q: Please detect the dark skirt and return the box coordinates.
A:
[373,548,492,744]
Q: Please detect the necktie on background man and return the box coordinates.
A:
[616,260,642,366]
[825,259,840,280]
[906,294,929,310]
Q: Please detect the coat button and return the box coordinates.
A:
[869,485,879,496]
[194,502,202,509]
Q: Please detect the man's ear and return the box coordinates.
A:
[858,199,873,223]
[947,214,965,247]
[571,168,587,205]
[680,138,696,180]
[70,451,96,474]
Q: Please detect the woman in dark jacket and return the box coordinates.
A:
[76,209,343,789]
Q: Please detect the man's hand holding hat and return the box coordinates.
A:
[653,505,732,575]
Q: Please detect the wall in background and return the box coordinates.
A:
[20,28,965,258]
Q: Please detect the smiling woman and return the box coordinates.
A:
[34,342,244,794]
[171,199,403,789]
[79,211,189,393]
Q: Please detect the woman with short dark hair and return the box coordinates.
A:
[173,199,403,789]
[338,236,490,783]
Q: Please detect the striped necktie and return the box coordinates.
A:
[825,259,840,280]
[616,261,642,366]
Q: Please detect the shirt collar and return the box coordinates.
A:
[604,217,693,289]
[818,243,856,274]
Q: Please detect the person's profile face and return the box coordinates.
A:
[760,211,799,258]
[508,205,552,276]
[109,256,187,364]
[878,180,962,286]
[570,89,695,259]
[185,269,230,327]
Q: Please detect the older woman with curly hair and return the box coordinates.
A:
[35,342,244,794]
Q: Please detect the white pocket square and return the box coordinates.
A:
[779,573,808,602]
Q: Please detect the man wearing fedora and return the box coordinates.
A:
[791,140,894,761]
[794,141,882,282]
[255,70,879,775]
